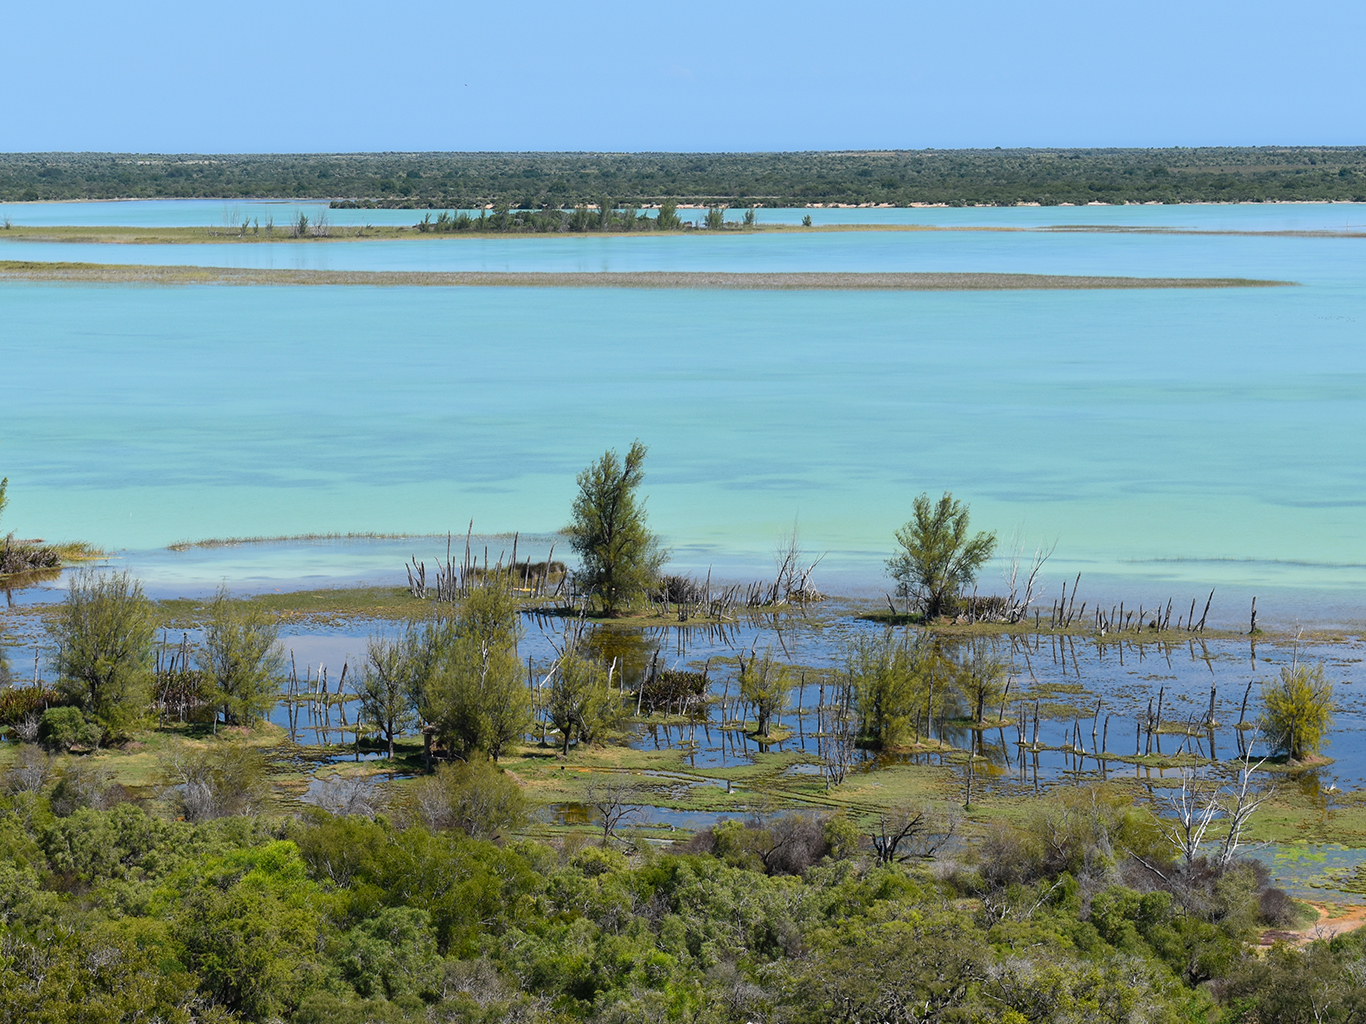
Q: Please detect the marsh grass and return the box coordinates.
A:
[167,531,444,551]
[0,537,107,578]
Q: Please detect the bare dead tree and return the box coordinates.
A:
[1000,533,1056,624]
[868,804,959,864]
[1155,771,1223,867]
[1215,745,1273,869]
[821,673,856,789]
[584,777,644,847]
[772,521,825,603]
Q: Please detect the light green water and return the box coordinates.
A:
[2,207,1364,625]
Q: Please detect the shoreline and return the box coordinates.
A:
[4,535,1361,637]
[0,261,1295,290]
[2,221,1365,244]
[5,196,1366,207]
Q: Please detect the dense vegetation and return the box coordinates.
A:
[3,148,1366,208]
[1,761,1361,1024]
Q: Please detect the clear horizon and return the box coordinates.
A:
[4,0,1362,153]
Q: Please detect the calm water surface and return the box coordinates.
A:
[1,204,1365,625]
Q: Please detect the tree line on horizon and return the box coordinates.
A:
[3,148,1366,207]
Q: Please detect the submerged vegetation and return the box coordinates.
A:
[5,148,1366,206]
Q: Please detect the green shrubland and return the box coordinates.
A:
[5,149,1366,207]
[0,769,1349,1023]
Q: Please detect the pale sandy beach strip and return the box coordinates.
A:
[0,261,1295,290]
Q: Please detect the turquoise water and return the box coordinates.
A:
[3,205,1366,625]
[4,198,1366,231]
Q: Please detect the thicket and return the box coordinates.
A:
[0,770,1348,1024]
[5,148,1366,207]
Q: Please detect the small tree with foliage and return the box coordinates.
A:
[887,491,997,619]
[360,632,418,758]
[52,569,155,737]
[738,649,789,739]
[418,582,529,761]
[848,631,925,747]
[566,440,667,615]
[547,651,624,754]
[1259,662,1333,762]
[201,588,284,729]
[955,639,1007,725]
[656,202,681,230]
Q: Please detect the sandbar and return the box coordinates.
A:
[0,261,1296,291]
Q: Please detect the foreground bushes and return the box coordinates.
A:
[0,778,1352,1023]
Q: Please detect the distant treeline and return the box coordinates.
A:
[414,202,691,233]
[4,148,1366,207]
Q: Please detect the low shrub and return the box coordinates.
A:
[38,706,102,751]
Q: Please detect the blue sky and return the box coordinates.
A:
[4,0,1363,152]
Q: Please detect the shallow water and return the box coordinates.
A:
[2,204,1366,624]
[1,225,1361,281]
[4,198,1365,231]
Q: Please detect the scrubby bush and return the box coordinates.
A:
[410,759,527,840]
[161,746,269,822]
[50,759,123,816]
[38,705,102,752]
[702,812,834,875]
[5,744,52,794]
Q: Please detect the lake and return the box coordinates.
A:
[2,203,1365,628]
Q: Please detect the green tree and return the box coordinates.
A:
[360,632,418,758]
[655,202,682,230]
[887,491,997,619]
[546,651,624,754]
[201,587,284,728]
[1259,662,1334,761]
[419,583,529,761]
[849,631,925,747]
[566,440,667,615]
[955,640,1006,724]
[737,650,789,739]
[52,568,155,736]
[0,476,7,529]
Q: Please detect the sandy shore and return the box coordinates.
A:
[0,261,1295,290]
